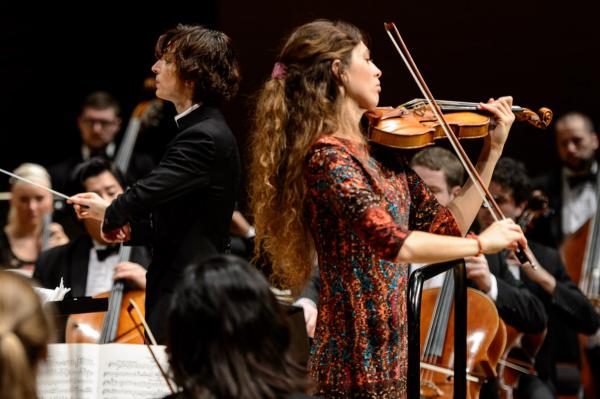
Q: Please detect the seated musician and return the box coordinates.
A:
[164,254,314,399]
[477,157,600,398]
[33,157,149,298]
[0,163,68,274]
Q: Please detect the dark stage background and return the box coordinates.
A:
[1,1,599,210]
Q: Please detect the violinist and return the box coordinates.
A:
[68,24,241,344]
[248,19,526,398]
[479,157,600,398]
[530,111,598,247]
[0,163,68,274]
[33,157,150,298]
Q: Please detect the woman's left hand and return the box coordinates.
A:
[478,96,515,152]
[67,192,110,222]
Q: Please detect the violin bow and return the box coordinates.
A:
[383,22,534,267]
[126,298,175,394]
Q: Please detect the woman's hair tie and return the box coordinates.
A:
[271,62,287,80]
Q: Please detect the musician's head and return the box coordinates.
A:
[8,163,53,228]
[152,24,240,107]
[477,157,531,229]
[166,254,308,399]
[0,271,54,399]
[411,146,464,206]
[73,157,126,242]
[554,111,598,172]
[77,91,122,151]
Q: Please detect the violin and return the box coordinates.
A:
[366,99,553,150]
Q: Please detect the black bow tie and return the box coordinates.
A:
[95,245,120,261]
[567,173,596,189]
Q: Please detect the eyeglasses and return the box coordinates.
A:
[80,118,118,129]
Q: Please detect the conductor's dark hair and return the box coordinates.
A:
[155,24,240,106]
[166,254,308,399]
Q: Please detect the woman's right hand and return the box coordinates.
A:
[67,192,110,222]
[478,218,527,254]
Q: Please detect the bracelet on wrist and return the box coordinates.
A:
[467,232,483,256]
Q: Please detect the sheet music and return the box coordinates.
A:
[37,343,172,399]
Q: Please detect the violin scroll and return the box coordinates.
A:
[514,107,553,129]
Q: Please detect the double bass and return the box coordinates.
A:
[559,173,600,399]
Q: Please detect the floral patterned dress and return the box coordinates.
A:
[304,135,460,398]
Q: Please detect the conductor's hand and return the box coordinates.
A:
[68,192,110,222]
[478,218,527,254]
[113,261,146,290]
[101,223,131,244]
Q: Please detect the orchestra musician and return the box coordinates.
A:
[248,19,526,397]
[48,91,155,195]
[0,163,68,274]
[68,24,241,344]
[531,111,598,248]
[479,157,600,398]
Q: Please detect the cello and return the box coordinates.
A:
[420,271,507,398]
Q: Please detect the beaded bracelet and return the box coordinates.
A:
[467,232,483,256]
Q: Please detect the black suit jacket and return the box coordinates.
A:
[518,241,600,384]
[480,252,548,334]
[33,235,151,298]
[102,105,240,343]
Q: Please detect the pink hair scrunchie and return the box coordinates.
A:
[271,62,287,80]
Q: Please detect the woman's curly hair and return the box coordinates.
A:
[249,20,364,289]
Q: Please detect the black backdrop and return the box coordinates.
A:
[1,1,599,205]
